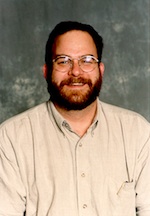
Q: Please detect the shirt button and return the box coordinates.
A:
[79,143,82,147]
[83,204,87,208]
[81,173,85,177]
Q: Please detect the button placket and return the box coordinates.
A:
[81,173,85,177]
[79,143,83,147]
[83,204,87,209]
[76,138,91,216]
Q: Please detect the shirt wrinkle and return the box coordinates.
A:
[0,99,150,216]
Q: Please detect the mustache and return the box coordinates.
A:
[60,77,92,87]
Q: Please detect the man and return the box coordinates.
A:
[0,21,150,216]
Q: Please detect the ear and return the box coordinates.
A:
[99,62,105,77]
[42,64,48,79]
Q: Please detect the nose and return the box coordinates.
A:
[68,60,83,76]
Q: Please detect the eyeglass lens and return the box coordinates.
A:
[53,55,98,72]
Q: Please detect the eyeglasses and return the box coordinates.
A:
[52,55,99,73]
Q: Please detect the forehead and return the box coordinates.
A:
[52,30,97,57]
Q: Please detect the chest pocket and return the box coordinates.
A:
[104,177,136,216]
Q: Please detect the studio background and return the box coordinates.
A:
[0,0,150,123]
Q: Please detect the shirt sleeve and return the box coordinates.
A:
[135,122,150,216]
[0,126,26,216]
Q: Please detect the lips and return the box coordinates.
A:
[60,77,92,88]
[70,82,84,86]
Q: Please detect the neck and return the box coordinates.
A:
[54,100,97,137]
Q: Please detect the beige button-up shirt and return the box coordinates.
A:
[0,99,150,216]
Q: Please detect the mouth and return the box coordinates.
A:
[70,82,85,86]
[63,82,87,90]
[60,78,92,89]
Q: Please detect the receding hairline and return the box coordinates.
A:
[45,21,104,68]
[51,29,98,57]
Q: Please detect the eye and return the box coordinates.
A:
[56,57,71,65]
[81,56,94,64]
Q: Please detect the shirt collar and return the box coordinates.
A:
[48,98,100,135]
[48,101,66,133]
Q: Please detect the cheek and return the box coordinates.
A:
[51,71,67,85]
[90,71,101,83]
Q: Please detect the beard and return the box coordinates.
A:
[48,74,102,110]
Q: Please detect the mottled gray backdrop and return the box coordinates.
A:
[0,0,150,123]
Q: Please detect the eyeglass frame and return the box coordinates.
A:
[52,54,100,73]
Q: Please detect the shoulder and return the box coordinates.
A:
[98,100,150,152]
[99,101,148,122]
[0,102,49,132]
[99,101,150,129]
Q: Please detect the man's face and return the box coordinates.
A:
[49,30,104,110]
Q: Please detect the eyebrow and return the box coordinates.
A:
[54,54,95,58]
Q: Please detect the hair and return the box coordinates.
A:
[45,21,103,69]
[44,21,104,94]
